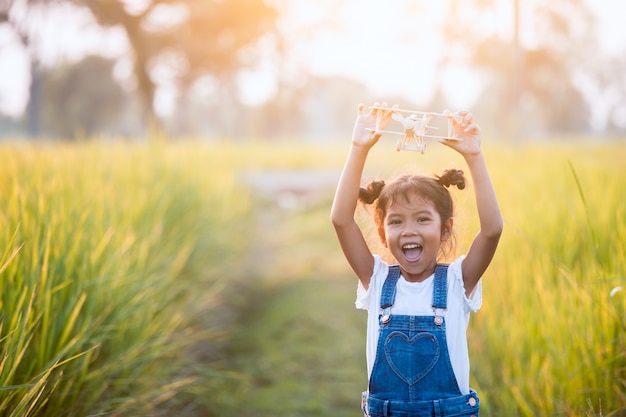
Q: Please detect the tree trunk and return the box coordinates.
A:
[26,61,42,138]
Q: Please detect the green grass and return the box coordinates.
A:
[207,196,368,417]
[471,144,626,416]
[215,140,626,417]
[0,141,252,416]
[0,138,625,416]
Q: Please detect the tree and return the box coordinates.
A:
[75,0,278,125]
[40,55,136,138]
[437,0,596,137]
[1,0,279,134]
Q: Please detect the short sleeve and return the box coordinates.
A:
[355,255,387,310]
[449,255,483,312]
[355,280,369,310]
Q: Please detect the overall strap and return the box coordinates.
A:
[379,264,449,310]
[432,264,449,310]
[380,265,401,309]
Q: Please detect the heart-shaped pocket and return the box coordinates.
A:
[384,331,440,385]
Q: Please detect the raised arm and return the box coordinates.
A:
[441,112,503,296]
[331,103,395,289]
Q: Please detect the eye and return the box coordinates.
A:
[417,216,431,223]
[387,218,402,225]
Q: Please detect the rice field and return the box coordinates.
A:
[0,141,253,416]
[0,137,624,416]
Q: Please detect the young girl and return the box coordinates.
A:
[331,103,503,416]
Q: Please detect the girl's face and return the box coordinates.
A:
[378,193,452,283]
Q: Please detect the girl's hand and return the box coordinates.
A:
[351,102,396,149]
[440,110,482,157]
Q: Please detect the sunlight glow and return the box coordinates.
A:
[0,0,625,119]
[277,0,447,105]
[0,28,29,117]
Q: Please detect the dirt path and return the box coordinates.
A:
[214,183,368,417]
[163,171,367,416]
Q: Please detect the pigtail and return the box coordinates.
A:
[359,180,385,204]
[436,169,466,190]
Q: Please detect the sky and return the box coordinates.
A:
[250,0,626,110]
[0,0,624,119]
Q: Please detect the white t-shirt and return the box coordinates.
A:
[355,255,482,395]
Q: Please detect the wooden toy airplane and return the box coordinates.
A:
[367,106,464,153]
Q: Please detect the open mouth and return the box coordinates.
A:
[402,243,423,262]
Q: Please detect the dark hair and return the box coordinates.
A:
[358,169,466,257]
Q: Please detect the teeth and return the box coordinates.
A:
[403,244,422,250]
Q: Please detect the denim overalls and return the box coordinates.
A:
[362,264,480,417]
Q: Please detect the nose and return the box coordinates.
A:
[401,223,419,236]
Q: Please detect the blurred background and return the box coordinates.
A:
[1,0,625,141]
[1,2,626,416]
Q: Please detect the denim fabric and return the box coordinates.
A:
[365,265,480,417]
[366,391,479,417]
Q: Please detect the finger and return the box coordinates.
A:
[374,102,391,131]
[448,110,464,127]
[380,103,397,123]
[385,105,398,124]
[463,112,473,125]
[357,103,365,115]
[379,101,389,116]
[464,122,480,133]
[370,102,381,116]
[437,137,454,148]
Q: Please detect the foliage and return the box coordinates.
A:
[0,0,278,122]
[75,0,278,119]
[40,55,134,138]
[0,141,251,416]
[470,143,626,415]
[440,0,600,135]
[205,140,626,417]
[0,139,625,416]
